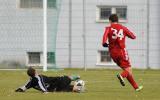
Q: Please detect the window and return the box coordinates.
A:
[48,0,56,8]
[27,52,41,64]
[97,50,115,65]
[116,7,127,20]
[19,0,56,9]
[100,7,112,20]
[47,52,55,64]
[96,6,127,22]
[26,52,55,66]
[100,51,112,63]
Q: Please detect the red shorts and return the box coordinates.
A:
[109,48,131,68]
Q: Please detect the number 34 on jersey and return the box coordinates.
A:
[111,28,124,40]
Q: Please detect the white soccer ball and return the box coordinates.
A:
[73,80,85,92]
[75,80,85,86]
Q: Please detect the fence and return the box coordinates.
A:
[0,0,159,69]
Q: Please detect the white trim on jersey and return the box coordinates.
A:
[21,79,30,91]
[35,75,47,92]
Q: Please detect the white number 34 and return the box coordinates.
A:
[111,28,124,40]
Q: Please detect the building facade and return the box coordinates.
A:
[56,0,160,69]
[0,0,159,69]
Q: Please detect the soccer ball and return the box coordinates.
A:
[73,80,85,93]
[75,80,85,86]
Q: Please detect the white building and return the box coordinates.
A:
[56,0,160,69]
[0,0,159,69]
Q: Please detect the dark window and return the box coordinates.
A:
[97,6,127,21]
[100,7,112,20]
[19,0,56,8]
[47,52,55,64]
[48,0,56,8]
[28,52,40,64]
[100,51,112,63]
[116,7,127,20]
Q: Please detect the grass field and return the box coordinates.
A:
[0,69,160,100]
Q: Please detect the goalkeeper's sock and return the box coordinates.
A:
[127,74,138,89]
[120,70,129,78]
[70,75,80,81]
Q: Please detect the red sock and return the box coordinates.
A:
[120,70,129,78]
[127,74,138,89]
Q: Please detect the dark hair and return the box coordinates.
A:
[109,14,118,22]
[27,67,36,77]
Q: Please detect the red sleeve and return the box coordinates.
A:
[123,26,136,39]
[102,27,110,45]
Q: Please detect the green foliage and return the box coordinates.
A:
[0,69,160,100]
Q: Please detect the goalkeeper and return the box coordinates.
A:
[15,67,82,93]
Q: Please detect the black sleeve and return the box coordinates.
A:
[35,75,48,92]
[24,79,33,89]
[18,76,47,92]
[16,79,33,91]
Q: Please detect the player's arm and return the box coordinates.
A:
[102,27,109,47]
[35,75,48,93]
[123,26,136,39]
[15,79,31,92]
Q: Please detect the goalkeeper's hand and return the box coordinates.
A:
[103,43,108,47]
[15,88,24,92]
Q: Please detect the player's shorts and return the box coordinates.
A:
[110,48,131,68]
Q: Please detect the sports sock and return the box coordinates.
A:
[70,75,80,81]
[127,74,138,89]
[120,70,129,78]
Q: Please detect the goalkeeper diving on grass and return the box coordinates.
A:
[102,14,143,91]
[15,67,85,93]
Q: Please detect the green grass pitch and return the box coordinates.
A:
[0,69,160,100]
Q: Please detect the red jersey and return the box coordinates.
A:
[102,23,136,50]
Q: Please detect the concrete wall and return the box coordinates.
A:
[56,0,160,69]
[0,0,159,69]
[0,0,55,67]
[148,0,160,68]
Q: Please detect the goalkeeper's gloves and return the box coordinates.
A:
[15,88,25,92]
[103,43,108,47]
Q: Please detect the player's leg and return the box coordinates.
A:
[69,75,80,81]
[120,66,143,91]
[117,73,126,86]
[116,48,131,86]
[118,57,139,89]
[121,49,143,91]
[120,68,129,78]
[110,50,126,86]
[56,76,73,92]
[113,49,143,91]
[116,59,126,86]
[124,67,138,89]
[117,66,139,89]
[117,48,136,88]
[125,67,143,91]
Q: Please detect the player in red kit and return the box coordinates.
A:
[102,14,143,91]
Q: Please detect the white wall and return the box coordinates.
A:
[56,0,160,69]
